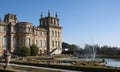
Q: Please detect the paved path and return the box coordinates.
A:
[0,63,83,72]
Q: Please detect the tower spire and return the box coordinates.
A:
[41,12,43,18]
[48,10,50,17]
[0,17,2,23]
[55,12,58,18]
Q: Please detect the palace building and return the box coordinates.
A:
[0,11,62,55]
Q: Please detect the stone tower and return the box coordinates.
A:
[39,11,62,55]
[3,13,18,53]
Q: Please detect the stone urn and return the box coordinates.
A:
[3,50,11,69]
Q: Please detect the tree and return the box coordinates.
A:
[30,44,39,56]
[62,42,79,54]
[62,42,70,48]
[19,46,30,57]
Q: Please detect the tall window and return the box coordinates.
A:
[19,37,22,46]
[40,32,42,37]
[36,31,38,35]
[55,31,57,37]
[13,26,16,33]
[55,41,57,48]
[32,39,34,45]
[44,40,47,48]
[58,32,60,37]
[28,27,30,32]
[36,40,38,46]
[40,40,42,48]
[34,30,36,35]
[19,27,22,32]
[58,41,60,48]
[44,32,46,37]
[4,27,7,32]
[3,36,7,47]
[52,31,54,37]
[0,26,1,32]
[52,41,54,47]
[13,36,16,47]
[27,38,30,46]
[26,27,29,32]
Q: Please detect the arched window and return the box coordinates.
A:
[40,32,42,37]
[58,41,60,48]
[44,40,47,48]
[19,37,22,46]
[58,32,60,37]
[34,30,36,35]
[36,40,38,46]
[52,31,54,37]
[44,32,46,37]
[52,19,54,24]
[52,41,54,47]
[4,27,7,32]
[13,36,16,47]
[55,41,57,48]
[40,40,42,48]
[0,26,1,32]
[28,27,30,32]
[13,26,16,33]
[26,27,29,32]
[32,39,34,45]
[3,36,7,48]
[55,31,57,37]
[36,31,38,35]
[27,38,30,46]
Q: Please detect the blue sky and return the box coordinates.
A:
[0,0,120,48]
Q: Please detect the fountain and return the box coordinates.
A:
[84,44,96,61]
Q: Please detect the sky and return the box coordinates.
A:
[0,0,120,48]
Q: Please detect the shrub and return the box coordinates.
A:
[19,46,30,57]
[30,44,39,56]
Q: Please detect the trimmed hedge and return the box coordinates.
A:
[11,61,120,72]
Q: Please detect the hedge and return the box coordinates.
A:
[11,61,120,72]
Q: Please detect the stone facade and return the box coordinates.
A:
[0,11,62,55]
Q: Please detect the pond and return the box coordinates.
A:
[69,58,120,67]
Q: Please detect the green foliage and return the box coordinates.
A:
[19,46,30,57]
[30,44,39,56]
[62,42,80,54]
[62,42,70,48]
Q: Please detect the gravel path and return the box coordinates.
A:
[0,63,83,72]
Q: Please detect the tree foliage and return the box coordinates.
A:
[62,42,79,54]
[30,44,39,56]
